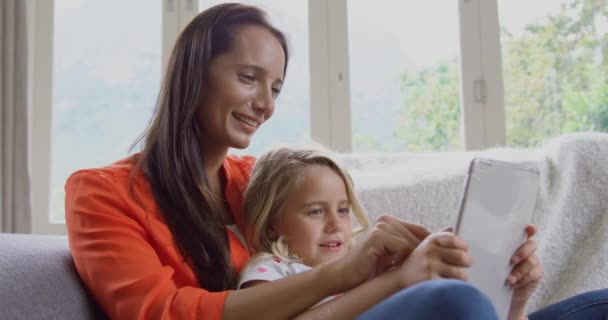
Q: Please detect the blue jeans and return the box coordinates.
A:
[357,279,498,320]
[529,288,608,320]
[358,280,608,320]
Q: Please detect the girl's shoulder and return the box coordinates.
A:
[237,254,311,289]
[249,254,310,272]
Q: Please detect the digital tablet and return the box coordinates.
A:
[455,158,540,320]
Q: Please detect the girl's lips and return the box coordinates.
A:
[319,242,343,252]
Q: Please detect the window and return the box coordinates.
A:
[34,0,606,233]
[199,0,311,155]
[49,0,162,222]
[499,0,608,147]
[348,0,463,152]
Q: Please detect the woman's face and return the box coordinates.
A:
[272,165,354,267]
[198,25,286,151]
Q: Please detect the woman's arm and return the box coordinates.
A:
[67,170,237,320]
[67,172,424,320]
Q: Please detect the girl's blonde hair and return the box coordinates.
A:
[243,147,370,261]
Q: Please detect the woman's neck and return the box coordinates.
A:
[201,144,233,218]
[199,139,228,179]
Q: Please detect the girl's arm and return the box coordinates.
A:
[224,216,433,320]
[293,231,472,320]
[223,262,343,320]
[293,266,404,320]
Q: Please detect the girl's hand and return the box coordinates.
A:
[397,231,472,288]
[507,225,544,320]
[328,215,430,292]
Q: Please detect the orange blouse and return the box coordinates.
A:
[65,154,256,320]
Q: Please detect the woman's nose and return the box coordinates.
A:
[252,87,275,118]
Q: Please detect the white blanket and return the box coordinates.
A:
[338,131,608,312]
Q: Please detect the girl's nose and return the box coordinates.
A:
[324,212,342,233]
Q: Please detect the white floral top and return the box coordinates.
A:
[238,255,338,307]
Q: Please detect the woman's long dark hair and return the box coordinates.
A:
[131,3,289,292]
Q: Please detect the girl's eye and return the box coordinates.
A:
[308,208,324,216]
[338,207,351,216]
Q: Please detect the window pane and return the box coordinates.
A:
[51,0,162,222]
[499,0,608,147]
[199,1,311,155]
[348,0,462,152]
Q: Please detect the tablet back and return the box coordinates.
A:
[455,158,540,320]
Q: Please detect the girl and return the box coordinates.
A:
[238,147,489,319]
[239,147,370,290]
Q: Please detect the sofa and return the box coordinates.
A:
[1,131,607,319]
[0,233,106,319]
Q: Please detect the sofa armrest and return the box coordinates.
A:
[0,233,106,320]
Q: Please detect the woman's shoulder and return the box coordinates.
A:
[224,154,257,188]
[64,153,157,224]
[225,154,257,171]
[64,153,147,202]
[67,154,141,183]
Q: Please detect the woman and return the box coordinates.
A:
[65,3,607,320]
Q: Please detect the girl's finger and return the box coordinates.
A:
[511,239,538,265]
[438,248,473,267]
[433,233,468,251]
[512,265,544,289]
[375,218,423,248]
[437,263,469,281]
[367,228,417,258]
[376,215,430,241]
[400,220,431,241]
[525,224,537,239]
[507,255,539,285]
[441,226,454,233]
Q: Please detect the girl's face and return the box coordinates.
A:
[272,165,353,267]
[198,25,285,152]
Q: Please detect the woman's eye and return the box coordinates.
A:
[271,87,281,98]
[239,74,256,83]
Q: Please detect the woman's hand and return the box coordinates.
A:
[507,225,544,320]
[326,215,430,292]
[396,231,472,288]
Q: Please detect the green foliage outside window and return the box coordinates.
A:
[396,0,608,150]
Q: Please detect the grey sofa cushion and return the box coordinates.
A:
[0,233,106,320]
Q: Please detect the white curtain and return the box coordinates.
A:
[1,0,31,233]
